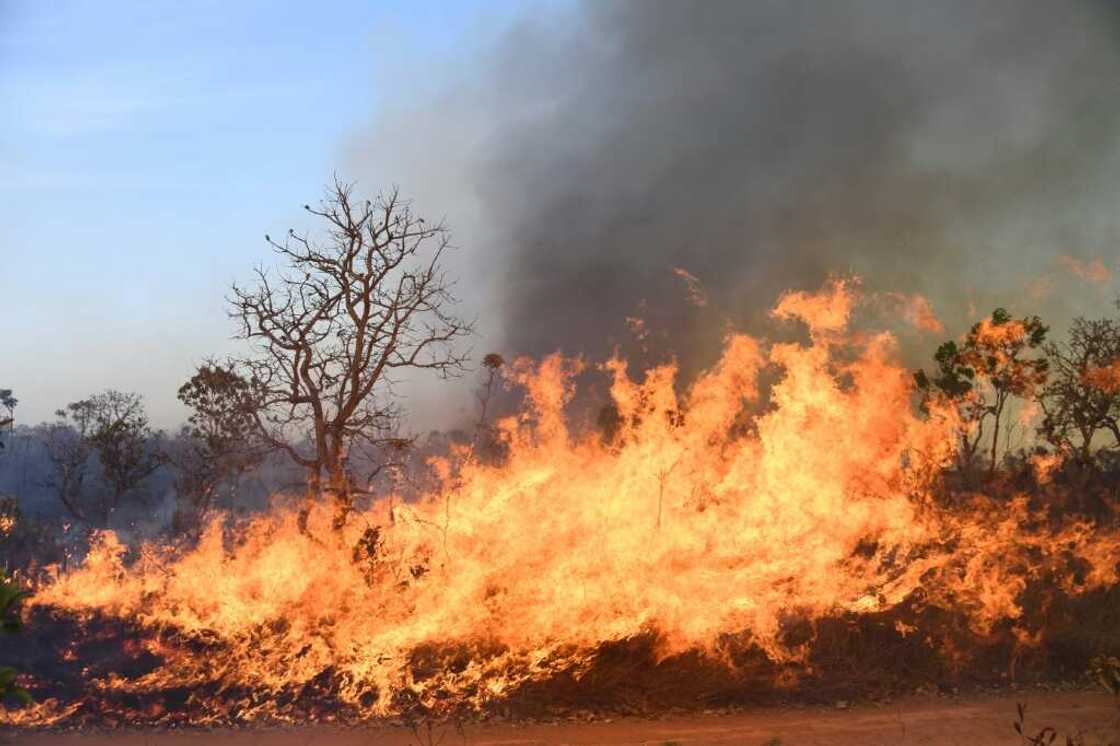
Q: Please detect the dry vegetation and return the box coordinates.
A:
[1,188,1119,738]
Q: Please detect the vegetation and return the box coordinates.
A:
[915,308,1049,478]
[165,362,267,529]
[1038,313,1120,463]
[0,389,15,453]
[2,191,1120,728]
[38,390,161,523]
[0,572,29,706]
[228,179,472,530]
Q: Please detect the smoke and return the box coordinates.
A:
[348,0,1120,424]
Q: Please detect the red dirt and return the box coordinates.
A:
[9,691,1118,746]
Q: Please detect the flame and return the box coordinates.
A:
[0,699,80,728]
[1084,359,1120,395]
[1031,451,1063,484]
[671,267,709,308]
[882,292,945,334]
[1058,255,1113,285]
[15,280,1120,725]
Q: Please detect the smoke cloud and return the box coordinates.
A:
[349,0,1120,424]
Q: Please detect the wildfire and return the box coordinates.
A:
[1084,360,1120,395]
[11,280,1120,725]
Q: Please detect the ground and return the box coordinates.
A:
[8,691,1118,746]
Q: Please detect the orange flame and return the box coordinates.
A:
[1084,359,1120,394]
[20,280,1120,723]
[1058,255,1113,285]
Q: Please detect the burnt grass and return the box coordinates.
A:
[5,465,1120,729]
[3,583,1119,729]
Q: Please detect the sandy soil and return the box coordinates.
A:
[9,691,1119,746]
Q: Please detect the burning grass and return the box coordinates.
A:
[5,280,1120,728]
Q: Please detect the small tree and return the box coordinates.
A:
[916,309,1048,477]
[1038,315,1120,463]
[472,353,506,462]
[0,389,15,453]
[229,180,471,529]
[87,391,161,516]
[40,391,160,523]
[167,363,267,522]
[40,400,97,521]
[0,572,30,706]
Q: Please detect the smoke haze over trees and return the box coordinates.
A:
[349,0,1120,413]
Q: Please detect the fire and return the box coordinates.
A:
[1084,359,1120,395]
[1059,255,1113,285]
[13,280,1120,725]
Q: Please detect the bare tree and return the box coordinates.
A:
[229,180,472,529]
[471,353,506,463]
[1038,315,1120,463]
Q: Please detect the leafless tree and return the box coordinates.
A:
[471,353,505,463]
[1038,315,1120,463]
[229,180,472,530]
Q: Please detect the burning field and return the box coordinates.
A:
[5,280,1120,729]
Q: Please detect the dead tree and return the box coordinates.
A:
[229,180,471,530]
[1038,316,1120,463]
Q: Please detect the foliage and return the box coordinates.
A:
[87,390,161,505]
[0,387,15,453]
[916,308,1048,476]
[166,363,267,522]
[1038,316,1120,463]
[39,401,97,521]
[0,573,30,705]
[39,390,161,523]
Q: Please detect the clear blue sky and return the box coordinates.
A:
[0,0,527,427]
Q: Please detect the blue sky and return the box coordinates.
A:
[0,0,528,427]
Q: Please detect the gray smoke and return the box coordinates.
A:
[350,0,1120,422]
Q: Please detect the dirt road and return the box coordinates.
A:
[9,691,1118,745]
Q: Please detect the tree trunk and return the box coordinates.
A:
[326,454,352,531]
[989,399,1005,480]
[299,466,321,534]
[1079,428,1094,466]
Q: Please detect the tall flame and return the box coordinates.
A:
[22,280,1120,723]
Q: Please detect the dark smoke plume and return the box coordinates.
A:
[350,0,1120,422]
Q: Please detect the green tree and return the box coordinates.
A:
[916,308,1048,477]
[0,573,30,705]
[39,400,98,521]
[167,362,267,522]
[0,388,15,453]
[87,391,161,518]
[40,391,161,522]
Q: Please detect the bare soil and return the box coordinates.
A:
[8,691,1118,746]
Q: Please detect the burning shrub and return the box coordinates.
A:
[9,280,1120,727]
